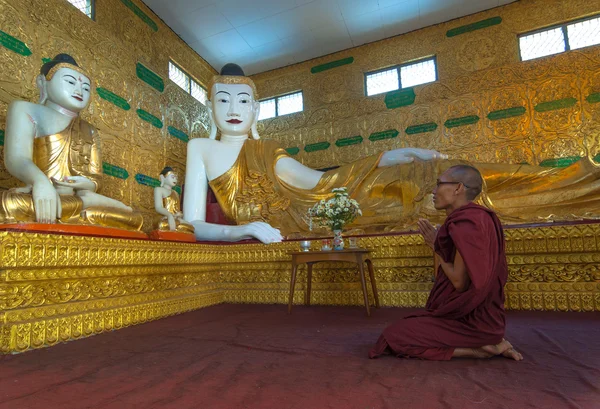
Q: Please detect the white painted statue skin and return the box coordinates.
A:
[183,65,446,244]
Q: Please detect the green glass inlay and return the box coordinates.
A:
[304,142,331,153]
[120,0,158,31]
[310,57,354,74]
[405,122,438,135]
[487,106,526,121]
[42,57,52,64]
[446,16,503,37]
[539,156,582,167]
[135,173,160,187]
[594,154,600,163]
[167,126,189,143]
[0,30,32,56]
[0,129,4,146]
[97,87,131,111]
[534,98,577,113]
[444,115,480,128]
[385,88,416,109]
[102,162,129,180]
[136,109,163,128]
[369,129,399,142]
[174,186,182,195]
[136,63,164,92]
[335,136,363,147]
[586,93,600,104]
[285,147,300,155]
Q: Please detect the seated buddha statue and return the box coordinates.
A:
[183,64,600,243]
[154,166,194,234]
[1,54,143,231]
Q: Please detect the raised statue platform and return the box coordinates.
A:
[1,221,599,354]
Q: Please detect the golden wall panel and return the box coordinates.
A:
[253,0,600,168]
[1,223,600,353]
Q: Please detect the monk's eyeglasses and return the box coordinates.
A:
[436,180,472,189]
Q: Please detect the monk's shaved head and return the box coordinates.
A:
[447,165,483,200]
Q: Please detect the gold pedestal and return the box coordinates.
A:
[1,222,599,354]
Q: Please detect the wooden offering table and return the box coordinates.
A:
[288,248,380,316]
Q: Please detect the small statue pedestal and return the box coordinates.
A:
[149,230,196,243]
[0,223,148,239]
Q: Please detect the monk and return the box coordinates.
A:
[369,165,523,361]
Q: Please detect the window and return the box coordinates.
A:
[258,91,303,121]
[168,61,207,105]
[519,15,600,61]
[66,0,94,19]
[365,57,437,97]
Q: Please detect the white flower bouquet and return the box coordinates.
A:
[308,187,362,231]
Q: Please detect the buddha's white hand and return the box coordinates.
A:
[378,148,448,167]
[52,175,95,192]
[240,222,283,244]
[32,179,61,223]
[167,214,177,231]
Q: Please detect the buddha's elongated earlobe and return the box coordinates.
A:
[251,101,260,140]
[207,103,218,140]
[36,75,47,104]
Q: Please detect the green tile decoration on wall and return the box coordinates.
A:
[135,173,160,187]
[304,142,331,153]
[0,30,32,56]
[42,57,52,64]
[586,93,600,104]
[446,16,502,37]
[102,162,129,180]
[120,0,158,32]
[444,115,480,128]
[136,63,164,92]
[167,126,189,143]
[310,57,354,74]
[539,156,581,167]
[369,129,399,142]
[487,106,526,121]
[97,88,131,111]
[285,147,300,155]
[174,186,182,195]
[534,98,577,113]
[335,136,363,147]
[385,88,416,109]
[0,129,4,146]
[594,153,600,163]
[136,109,163,128]
[405,122,438,135]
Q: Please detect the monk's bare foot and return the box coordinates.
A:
[481,339,523,361]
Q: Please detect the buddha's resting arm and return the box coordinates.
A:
[4,101,61,223]
[183,139,282,243]
[379,148,448,167]
[275,157,324,190]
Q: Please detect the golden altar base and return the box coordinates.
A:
[1,222,600,354]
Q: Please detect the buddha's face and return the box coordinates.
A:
[210,83,257,136]
[45,67,92,112]
[162,172,178,188]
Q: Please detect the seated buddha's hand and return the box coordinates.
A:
[32,179,61,223]
[52,175,95,192]
[378,148,448,167]
[241,222,283,244]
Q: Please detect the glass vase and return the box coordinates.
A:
[333,229,344,250]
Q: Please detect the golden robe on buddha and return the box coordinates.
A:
[157,190,195,234]
[209,139,600,237]
[0,117,144,231]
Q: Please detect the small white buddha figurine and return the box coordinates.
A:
[154,166,194,234]
[1,53,143,230]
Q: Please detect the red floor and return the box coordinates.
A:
[1,305,599,409]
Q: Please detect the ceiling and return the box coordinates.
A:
[144,0,517,75]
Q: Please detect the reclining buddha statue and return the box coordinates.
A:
[1,54,144,231]
[183,63,600,243]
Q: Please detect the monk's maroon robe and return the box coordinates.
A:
[369,203,508,360]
